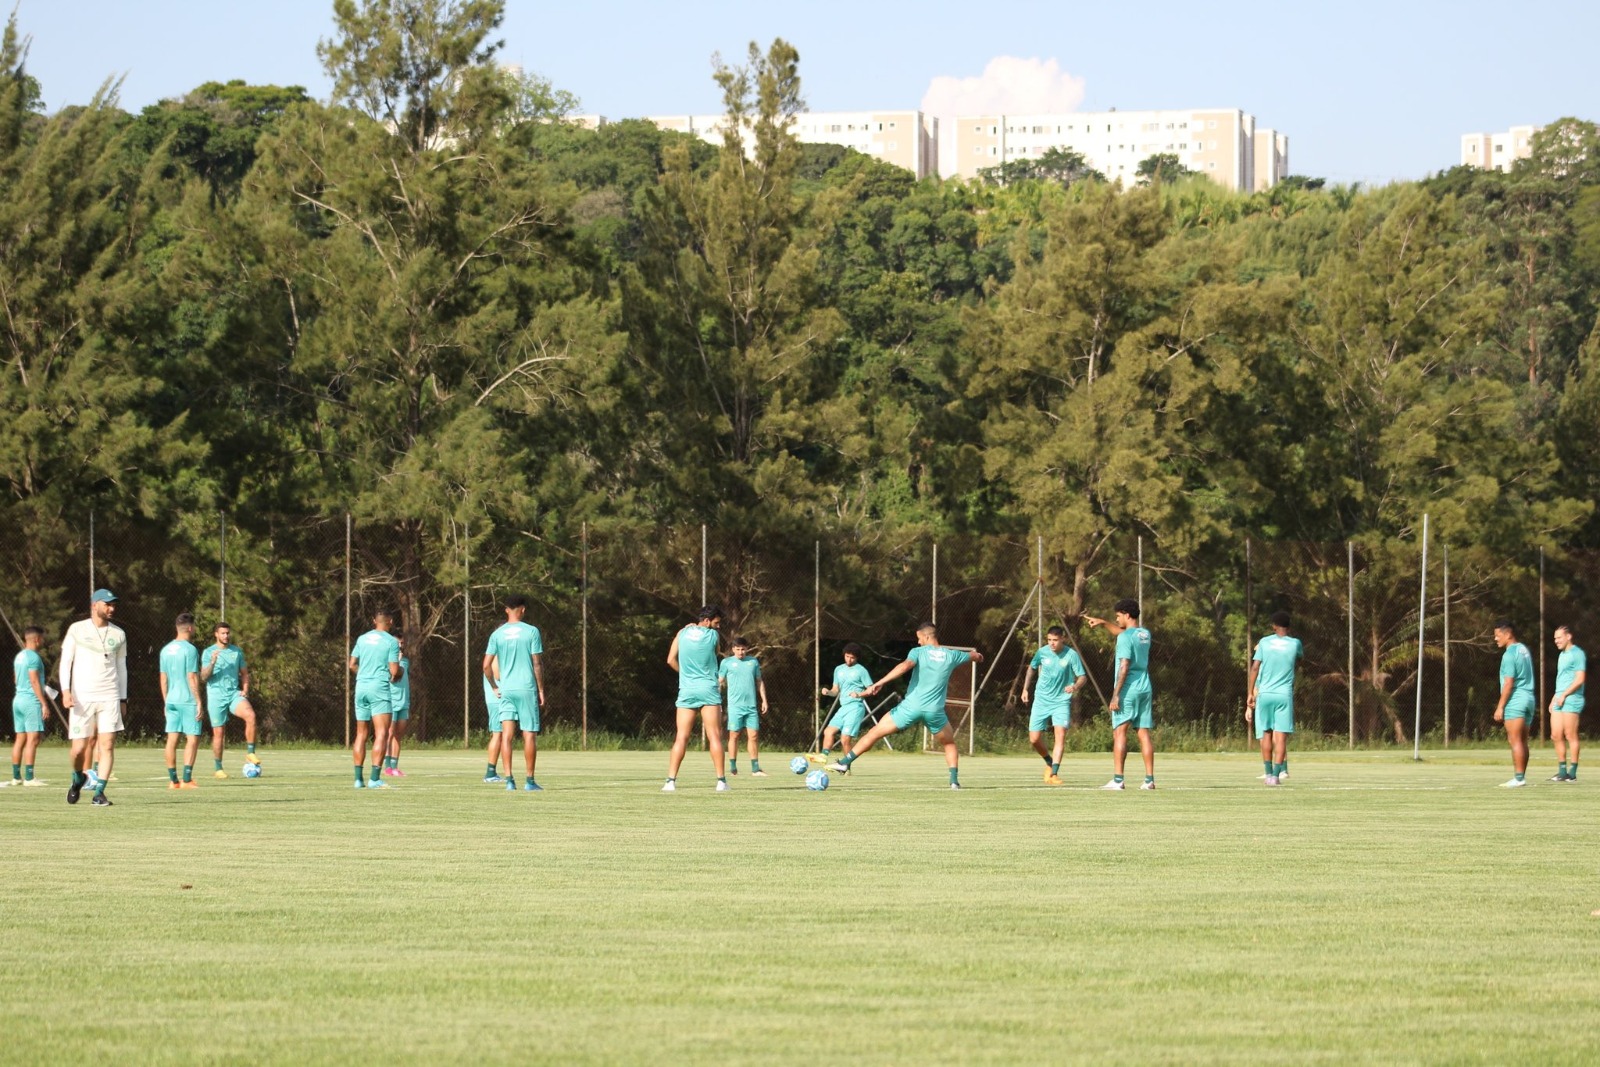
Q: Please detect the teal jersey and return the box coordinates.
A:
[901,645,973,715]
[1501,642,1535,701]
[12,649,44,710]
[718,656,762,711]
[204,644,247,696]
[391,656,411,707]
[1252,634,1303,697]
[351,629,401,687]
[159,640,201,706]
[1556,645,1587,703]
[833,662,874,712]
[1115,627,1153,693]
[486,621,543,690]
[675,625,720,691]
[1029,645,1085,705]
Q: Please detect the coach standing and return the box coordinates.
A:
[60,588,128,807]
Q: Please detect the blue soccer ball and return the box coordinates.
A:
[242,762,263,779]
[805,769,830,791]
[789,756,809,775]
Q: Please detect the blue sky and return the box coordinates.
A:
[14,0,1598,184]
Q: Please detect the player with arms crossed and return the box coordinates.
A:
[1550,624,1584,782]
[60,588,127,807]
[830,623,984,789]
[483,595,546,792]
[5,626,51,787]
[1086,598,1156,791]
[721,637,769,776]
[349,609,402,789]
[159,613,204,789]
[663,605,727,793]
[1022,625,1086,786]
[201,622,260,777]
[1247,611,1302,786]
[383,634,411,778]
[1492,619,1536,788]
[818,643,873,763]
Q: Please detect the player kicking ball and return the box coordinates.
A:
[663,605,728,793]
[1022,626,1086,786]
[1492,620,1536,788]
[349,609,402,789]
[201,622,260,778]
[159,614,204,790]
[830,623,983,789]
[818,643,873,762]
[1247,611,1302,786]
[720,637,768,776]
[5,625,51,788]
[483,594,547,792]
[1550,625,1584,782]
[1085,599,1156,791]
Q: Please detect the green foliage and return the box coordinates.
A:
[1135,151,1195,184]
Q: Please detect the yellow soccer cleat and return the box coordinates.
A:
[1045,773,1064,786]
[244,753,261,765]
[213,769,230,780]
[168,781,181,790]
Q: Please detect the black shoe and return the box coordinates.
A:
[91,793,111,807]
[67,784,82,805]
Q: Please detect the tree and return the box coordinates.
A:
[977,147,1104,188]
[1135,152,1195,185]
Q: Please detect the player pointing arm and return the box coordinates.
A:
[1086,598,1155,791]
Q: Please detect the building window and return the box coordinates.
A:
[887,141,897,150]
[888,122,897,129]
[1208,162,1216,169]
[830,124,841,133]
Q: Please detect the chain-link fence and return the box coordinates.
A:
[0,511,1583,749]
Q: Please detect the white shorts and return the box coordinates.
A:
[68,700,124,741]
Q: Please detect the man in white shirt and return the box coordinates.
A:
[60,588,128,807]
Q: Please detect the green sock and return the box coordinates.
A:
[72,771,86,788]
[94,777,106,796]
[820,746,831,757]
[1569,763,1578,780]
[167,767,178,783]
[182,765,192,782]
[948,767,959,785]
[751,760,760,773]
[840,753,856,767]
[247,742,256,754]
[485,763,496,777]
[1276,762,1287,776]
[1560,761,1568,777]
[9,762,18,781]
[23,764,33,781]
[354,766,364,785]
[370,764,381,783]
[1042,753,1055,767]
[1051,762,1060,775]
[1114,774,1124,784]
[1144,775,1155,784]
[1264,760,1274,776]
[214,759,223,771]
[1515,772,1526,782]
[729,759,737,771]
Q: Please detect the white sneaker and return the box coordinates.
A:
[661,779,676,793]
[1139,780,1156,791]
[949,782,962,790]
[1278,770,1289,781]
[0,780,14,788]
[1100,779,1125,790]
[22,779,44,788]
[1264,775,1279,786]
[1499,777,1527,789]
[715,780,729,792]
[827,761,850,774]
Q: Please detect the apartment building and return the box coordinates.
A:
[632,110,939,179]
[1460,126,1540,173]
[944,108,1288,191]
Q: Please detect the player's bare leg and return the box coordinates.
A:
[1028,729,1052,766]
[351,720,371,786]
[94,731,115,787]
[1506,717,1529,777]
[164,731,180,783]
[235,699,260,763]
[744,729,762,774]
[1051,725,1066,769]
[1112,722,1129,778]
[666,706,696,780]
[211,725,228,769]
[522,729,538,781]
[838,715,899,763]
[485,729,503,779]
[369,714,391,786]
[821,725,841,753]
[932,723,962,787]
[1137,727,1154,779]
[702,706,727,781]
[387,717,407,768]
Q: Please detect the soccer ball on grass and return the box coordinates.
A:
[241,762,263,779]
[804,769,829,791]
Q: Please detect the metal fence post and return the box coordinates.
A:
[1137,535,1144,619]
[582,521,589,751]
[1539,545,1547,742]
[700,524,707,606]
[1036,535,1044,646]
[88,510,95,595]
[344,513,352,750]
[1442,542,1450,749]
[1414,513,1429,760]
[1347,540,1355,750]
[931,542,939,626]
[463,525,470,749]
[219,511,227,619]
[813,539,820,745]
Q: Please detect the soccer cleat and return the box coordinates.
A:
[67,783,82,805]
[807,753,829,764]
[353,779,365,789]
[390,768,405,777]
[826,761,851,774]
[504,780,517,791]
[1100,779,1125,791]
[728,766,737,775]
[1264,775,1279,786]
[523,780,542,791]
[751,770,768,778]
[0,780,14,788]
[213,769,229,780]
[168,781,182,790]
[367,780,389,790]
[949,781,962,790]
[1499,777,1527,789]
[483,775,504,784]
[1045,773,1064,786]
[91,793,112,807]
[1277,770,1289,781]
[244,754,262,765]
[22,779,44,788]
[661,780,676,793]
[178,781,199,790]
[1139,780,1156,791]
[1548,773,1568,782]
[382,767,400,777]
[715,780,730,792]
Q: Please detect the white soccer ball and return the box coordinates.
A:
[242,762,263,779]
[805,769,829,791]
[789,756,809,775]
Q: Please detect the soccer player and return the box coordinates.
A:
[830,623,984,789]
[349,609,402,789]
[483,594,546,792]
[5,625,50,788]
[720,637,768,776]
[1247,611,1302,787]
[482,680,506,783]
[383,634,411,777]
[1085,598,1156,791]
[200,622,260,778]
[663,605,727,793]
[1021,625,1087,786]
[1550,624,1584,782]
[60,588,127,807]
[1492,619,1536,788]
[159,614,204,789]
[818,643,873,761]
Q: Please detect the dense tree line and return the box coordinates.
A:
[2,5,1597,739]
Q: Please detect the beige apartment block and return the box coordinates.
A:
[1460,126,1539,173]
[945,108,1288,191]
[622,111,938,179]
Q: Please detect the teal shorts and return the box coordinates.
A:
[498,689,540,733]
[827,704,866,737]
[206,690,249,728]
[676,685,721,710]
[1504,695,1536,722]
[11,699,43,734]
[1112,687,1154,730]
[1029,701,1071,732]
[1554,696,1584,715]
[890,703,950,734]
[355,686,393,722]
[484,683,500,731]
[727,707,760,732]
[164,703,202,736]
[391,700,410,723]
[1254,693,1294,737]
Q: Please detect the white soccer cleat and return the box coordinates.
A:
[1277,770,1289,781]
[1499,777,1528,789]
[0,780,14,788]
[661,779,676,793]
[826,761,850,774]
[1139,780,1156,791]
[1100,779,1125,791]
[1263,775,1279,786]
[715,780,729,792]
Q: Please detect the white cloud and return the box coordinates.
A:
[920,56,1087,118]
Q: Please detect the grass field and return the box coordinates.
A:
[2,744,1597,1065]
